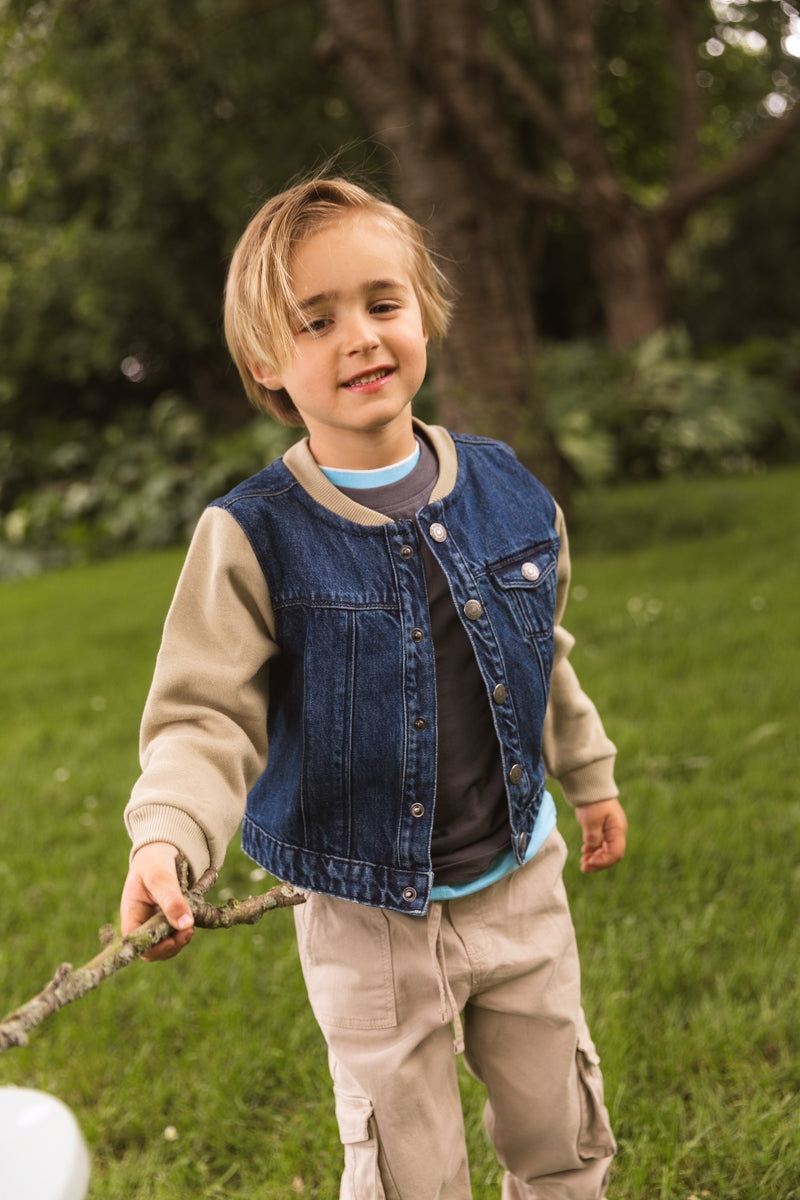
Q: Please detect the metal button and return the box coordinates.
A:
[429,522,447,542]
[411,628,424,642]
[463,599,483,620]
[492,683,508,704]
[413,717,427,731]
[400,544,414,559]
[508,763,523,784]
[402,886,417,902]
[518,831,528,855]
[410,802,425,818]
[521,561,540,582]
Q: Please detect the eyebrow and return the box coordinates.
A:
[297,279,410,312]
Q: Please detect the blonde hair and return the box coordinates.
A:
[223,177,453,425]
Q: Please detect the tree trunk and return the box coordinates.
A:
[404,167,541,448]
[583,207,670,350]
[401,153,569,497]
[322,0,570,500]
[553,0,671,349]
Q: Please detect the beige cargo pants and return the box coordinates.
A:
[294,830,616,1199]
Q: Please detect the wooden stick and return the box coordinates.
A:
[0,859,304,1053]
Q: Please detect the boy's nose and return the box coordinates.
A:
[343,314,380,355]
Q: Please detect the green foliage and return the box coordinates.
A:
[0,0,365,432]
[495,0,800,345]
[540,329,800,485]
[1,467,799,1197]
[0,395,296,579]
[490,0,800,194]
[4,329,800,578]
[2,0,800,439]
[600,0,800,179]
[675,140,800,347]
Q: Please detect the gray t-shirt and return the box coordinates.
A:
[335,436,510,885]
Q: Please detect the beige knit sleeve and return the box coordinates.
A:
[542,504,618,806]
[124,506,278,881]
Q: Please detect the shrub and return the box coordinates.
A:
[3,332,800,578]
[0,395,295,579]
[539,328,800,485]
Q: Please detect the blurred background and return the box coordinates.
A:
[2,0,800,574]
[3,7,800,1197]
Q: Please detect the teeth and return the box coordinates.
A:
[346,369,390,387]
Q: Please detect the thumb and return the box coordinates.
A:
[124,843,195,932]
[152,870,194,931]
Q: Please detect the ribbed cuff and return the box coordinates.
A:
[558,757,618,808]
[125,803,212,884]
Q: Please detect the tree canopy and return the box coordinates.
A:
[0,0,365,434]
[1,0,799,482]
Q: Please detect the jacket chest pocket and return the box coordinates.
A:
[486,542,559,640]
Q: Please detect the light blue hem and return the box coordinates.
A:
[430,791,558,902]
[320,444,421,489]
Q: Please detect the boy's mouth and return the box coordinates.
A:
[341,367,394,390]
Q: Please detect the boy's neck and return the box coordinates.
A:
[307,423,418,472]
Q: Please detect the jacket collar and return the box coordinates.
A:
[282,420,458,527]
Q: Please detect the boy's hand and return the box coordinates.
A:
[120,842,195,961]
[575,798,627,873]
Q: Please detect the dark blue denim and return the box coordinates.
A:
[211,433,559,914]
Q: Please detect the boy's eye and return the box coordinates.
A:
[301,316,331,335]
[371,301,399,315]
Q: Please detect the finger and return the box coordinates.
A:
[127,859,195,935]
[126,883,195,961]
[153,883,194,934]
[581,830,626,873]
[120,879,156,937]
[579,829,604,862]
[120,897,154,935]
[120,854,195,956]
[142,925,195,963]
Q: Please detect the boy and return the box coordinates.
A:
[121,177,627,1199]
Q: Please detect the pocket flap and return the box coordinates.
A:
[333,1089,374,1145]
[488,543,558,591]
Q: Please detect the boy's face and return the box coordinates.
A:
[255,212,429,469]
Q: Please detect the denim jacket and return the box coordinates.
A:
[211,431,560,914]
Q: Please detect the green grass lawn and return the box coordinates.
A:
[1,467,799,1199]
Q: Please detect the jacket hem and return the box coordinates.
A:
[242,816,434,915]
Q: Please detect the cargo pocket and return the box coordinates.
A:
[334,1089,388,1200]
[295,892,398,1031]
[576,1035,617,1162]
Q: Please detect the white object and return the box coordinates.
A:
[0,1087,90,1200]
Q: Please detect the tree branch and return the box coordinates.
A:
[415,0,576,212]
[423,0,522,175]
[323,0,416,149]
[658,100,800,225]
[526,0,559,52]
[658,0,704,182]
[0,858,305,1053]
[487,38,563,143]
[555,0,629,218]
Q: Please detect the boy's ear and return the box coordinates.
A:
[252,364,283,391]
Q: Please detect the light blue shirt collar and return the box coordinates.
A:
[319,442,421,489]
